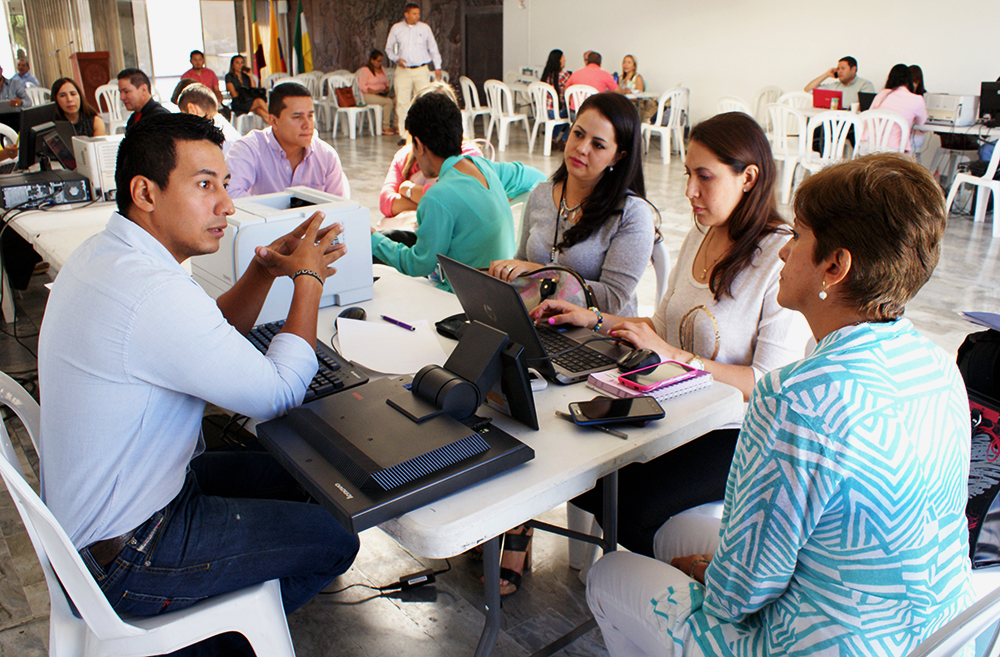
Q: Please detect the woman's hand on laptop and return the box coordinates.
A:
[530,299,598,330]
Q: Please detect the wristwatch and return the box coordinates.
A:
[403,186,412,199]
[686,355,705,370]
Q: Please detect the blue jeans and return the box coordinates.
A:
[81,451,359,653]
[549,108,569,141]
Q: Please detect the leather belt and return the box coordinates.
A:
[85,529,137,568]
[406,63,429,69]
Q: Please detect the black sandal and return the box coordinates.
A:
[498,525,532,596]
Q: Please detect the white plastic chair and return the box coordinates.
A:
[459,76,490,139]
[95,83,127,134]
[25,86,49,106]
[944,134,1000,237]
[905,584,1000,656]
[642,87,689,165]
[651,238,672,304]
[856,108,911,155]
[0,123,17,167]
[263,71,291,89]
[293,72,320,97]
[777,91,812,109]
[564,84,598,120]
[325,74,374,140]
[801,110,858,176]
[751,85,782,124]
[717,96,752,116]
[527,81,570,156]
[0,372,297,657]
[483,80,530,152]
[234,112,266,135]
[472,137,496,162]
[766,103,807,205]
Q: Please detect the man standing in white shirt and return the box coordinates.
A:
[385,2,442,143]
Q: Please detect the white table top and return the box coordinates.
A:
[315,266,744,558]
[8,201,115,274]
[913,122,1000,137]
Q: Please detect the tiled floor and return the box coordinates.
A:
[1,123,998,656]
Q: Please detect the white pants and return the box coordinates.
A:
[393,65,431,136]
[587,504,723,657]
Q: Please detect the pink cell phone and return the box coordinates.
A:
[618,359,699,392]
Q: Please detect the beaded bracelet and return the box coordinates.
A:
[588,306,603,333]
[688,558,709,579]
[292,269,324,287]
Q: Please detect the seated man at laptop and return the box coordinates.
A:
[38,113,359,653]
[804,56,874,108]
[227,82,349,199]
[370,92,515,288]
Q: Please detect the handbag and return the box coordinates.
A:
[509,265,596,312]
[334,86,356,108]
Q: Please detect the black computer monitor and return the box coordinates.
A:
[16,102,58,170]
[980,82,1000,121]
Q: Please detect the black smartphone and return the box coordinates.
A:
[568,395,665,426]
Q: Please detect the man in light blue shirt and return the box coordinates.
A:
[38,113,359,647]
[385,2,442,142]
[13,58,39,88]
[0,65,30,107]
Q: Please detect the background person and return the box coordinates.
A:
[357,49,397,135]
[178,83,241,155]
[0,65,30,107]
[13,58,38,87]
[118,68,169,131]
[532,112,810,560]
[803,55,874,108]
[587,153,972,657]
[226,82,348,199]
[225,54,268,122]
[490,92,656,317]
[181,49,223,105]
[385,2,442,143]
[567,52,619,94]
[540,49,571,148]
[51,77,106,137]
[618,54,644,93]
[869,63,926,153]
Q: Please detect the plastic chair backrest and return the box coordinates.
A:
[905,584,1000,656]
[718,96,752,115]
[472,138,496,162]
[529,81,560,118]
[95,83,125,120]
[564,84,597,113]
[263,72,290,89]
[25,87,49,106]
[652,88,688,129]
[752,85,782,122]
[460,76,483,111]
[484,80,516,117]
[0,122,17,148]
[857,108,910,154]
[293,73,320,97]
[767,103,807,156]
[651,238,672,304]
[806,111,858,162]
[777,91,812,109]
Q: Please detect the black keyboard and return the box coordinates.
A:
[536,325,616,373]
[247,320,368,402]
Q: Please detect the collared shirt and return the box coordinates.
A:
[13,72,39,87]
[181,67,221,93]
[819,74,875,108]
[566,64,619,94]
[0,76,30,106]
[125,97,170,130]
[38,212,318,548]
[226,127,349,198]
[385,20,442,70]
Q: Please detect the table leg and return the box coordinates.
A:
[474,535,502,657]
[602,469,618,553]
[1,264,14,325]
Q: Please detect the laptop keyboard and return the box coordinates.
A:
[536,325,616,373]
[247,320,368,402]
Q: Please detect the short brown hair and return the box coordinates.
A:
[794,153,946,321]
[178,83,217,115]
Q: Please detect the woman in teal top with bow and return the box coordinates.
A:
[586,153,973,657]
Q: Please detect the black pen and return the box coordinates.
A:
[554,410,628,440]
[380,315,416,331]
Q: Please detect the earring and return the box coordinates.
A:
[818,281,828,300]
[743,187,749,193]
[608,165,614,172]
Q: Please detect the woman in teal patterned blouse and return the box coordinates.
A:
[586,153,973,657]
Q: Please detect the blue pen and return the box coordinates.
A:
[381,315,416,331]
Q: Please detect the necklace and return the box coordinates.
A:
[698,228,724,281]
[552,183,584,262]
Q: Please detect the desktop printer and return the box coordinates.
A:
[72,135,124,202]
[191,186,373,324]
[925,94,978,127]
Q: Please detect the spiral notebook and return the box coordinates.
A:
[587,369,713,401]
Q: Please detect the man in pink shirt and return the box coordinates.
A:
[181,50,223,105]
[566,52,619,94]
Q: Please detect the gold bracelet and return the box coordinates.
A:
[688,558,709,579]
[292,269,324,287]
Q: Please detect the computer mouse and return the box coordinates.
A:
[617,348,661,373]
[338,307,367,321]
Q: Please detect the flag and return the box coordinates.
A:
[251,1,265,79]
[266,1,286,77]
[293,0,313,74]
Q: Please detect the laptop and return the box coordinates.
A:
[812,88,844,109]
[858,91,876,112]
[437,255,624,384]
